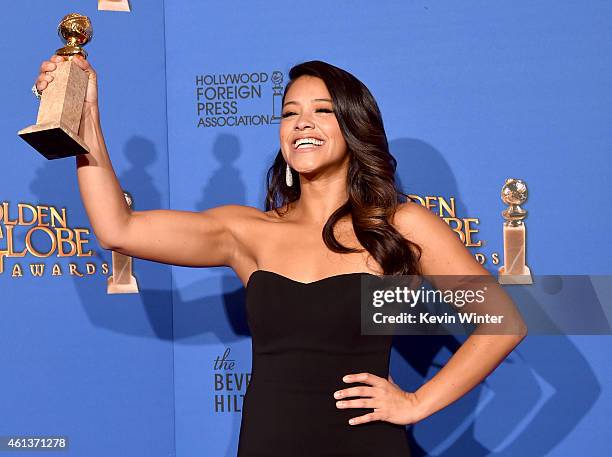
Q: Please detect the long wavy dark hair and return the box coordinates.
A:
[265,60,422,276]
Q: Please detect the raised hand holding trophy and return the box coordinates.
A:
[18,13,93,160]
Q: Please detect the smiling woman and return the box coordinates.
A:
[232,61,525,457]
[33,52,525,457]
[265,61,422,278]
[233,60,426,456]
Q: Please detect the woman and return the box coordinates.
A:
[35,56,526,456]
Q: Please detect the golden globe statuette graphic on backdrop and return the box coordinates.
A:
[498,178,533,284]
[18,13,93,160]
[107,191,139,294]
[98,0,131,12]
[271,71,284,123]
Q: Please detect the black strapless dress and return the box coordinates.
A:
[237,270,411,457]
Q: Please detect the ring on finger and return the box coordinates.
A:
[31,83,42,100]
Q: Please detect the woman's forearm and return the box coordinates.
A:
[412,333,526,422]
[75,103,131,248]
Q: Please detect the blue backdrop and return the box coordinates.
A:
[1,1,610,456]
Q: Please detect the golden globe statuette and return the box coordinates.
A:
[498,178,533,285]
[18,13,93,160]
[107,191,139,294]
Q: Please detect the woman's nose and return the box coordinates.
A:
[295,113,314,130]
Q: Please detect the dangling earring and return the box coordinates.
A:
[285,162,293,187]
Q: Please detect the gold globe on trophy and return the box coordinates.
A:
[55,13,93,59]
[18,13,93,159]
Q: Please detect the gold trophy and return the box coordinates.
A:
[18,13,93,160]
[498,178,533,284]
[107,191,139,294]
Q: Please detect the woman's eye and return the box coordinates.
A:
[281,108,333,118]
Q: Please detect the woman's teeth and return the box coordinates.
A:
[294,138,325,149]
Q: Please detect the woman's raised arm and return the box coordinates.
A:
[35,55,248,268]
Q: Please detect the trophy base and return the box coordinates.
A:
[498,265,533,285]
[98,0,131,12]
[18,122,90,160]
[107,275,139,294]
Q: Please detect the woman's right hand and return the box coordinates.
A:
[35,54,98,106]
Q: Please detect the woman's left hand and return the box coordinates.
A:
[334,372,422,426]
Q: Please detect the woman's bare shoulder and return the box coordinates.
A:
[391,200,457,250]
[392,201,438,235]
[392,200,487,275]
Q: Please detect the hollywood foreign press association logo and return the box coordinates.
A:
[195,70,284,128]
